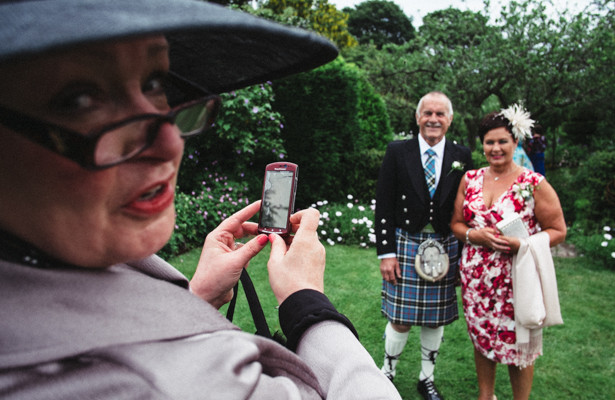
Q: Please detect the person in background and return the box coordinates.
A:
[513,139,534,171]
[525,124,547,175]
[375,91,473,400]
[450,105,566,400]
[0,1,401,398]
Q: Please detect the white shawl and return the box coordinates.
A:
[512,231,564,367]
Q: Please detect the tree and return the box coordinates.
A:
[258,0,358,48]
[345,0,415,48]
[343,0,615,156]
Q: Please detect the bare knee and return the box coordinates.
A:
[390,323,411,333]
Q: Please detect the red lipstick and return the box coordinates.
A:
[124,182,174,216]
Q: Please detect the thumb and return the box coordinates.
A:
[268,233,287,263]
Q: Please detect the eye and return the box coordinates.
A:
[142,73,167,95]
[49,84,101,115]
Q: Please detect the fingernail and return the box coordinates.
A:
[257,235,269,246]
[268,234,276,243]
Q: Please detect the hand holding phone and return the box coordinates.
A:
[258,162,298,236]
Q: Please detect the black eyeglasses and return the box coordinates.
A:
[0,71,221,170]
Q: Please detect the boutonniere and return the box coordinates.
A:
[512,182,535,201]
[448,161,465,175]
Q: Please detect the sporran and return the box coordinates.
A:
[414,238,449,282]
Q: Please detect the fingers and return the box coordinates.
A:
[289,208,320,235]
[216,200,261,234]
[232,234,270,268]
[268,232,287,260]
[380,258,399,285]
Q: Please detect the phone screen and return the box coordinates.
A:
[260,169,294,229]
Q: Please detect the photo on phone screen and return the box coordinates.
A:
[258,162,298,236]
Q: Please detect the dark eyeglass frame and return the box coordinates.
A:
[0,71,221,170]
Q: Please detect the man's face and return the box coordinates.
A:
[416,94,453,146]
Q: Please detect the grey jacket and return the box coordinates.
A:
[0,255,400,399]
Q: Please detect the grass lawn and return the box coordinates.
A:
[169,245,615,399]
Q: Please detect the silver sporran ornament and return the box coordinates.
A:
[415,239,449,282]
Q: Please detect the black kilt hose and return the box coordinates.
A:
[381,228,459,327]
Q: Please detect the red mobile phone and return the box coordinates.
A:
[257,162,298,236]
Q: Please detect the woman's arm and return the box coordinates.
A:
[450,174,470,242]
[532,179,567,247]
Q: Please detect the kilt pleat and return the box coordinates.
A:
[381,228,459,326]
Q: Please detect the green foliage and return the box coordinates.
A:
[272,57,393,206]
[158,164,252,259]
[178,82,285,200]
[311,197,376,248]
[257,0,358,48]
[570,151,615,226]
[345,0,415,48]
[471,147,488,169]
[567,224,615,268]
[342,0,615,155]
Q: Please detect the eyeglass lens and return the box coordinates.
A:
[92,97,218,167]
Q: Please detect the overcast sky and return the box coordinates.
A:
[329,0,594,26]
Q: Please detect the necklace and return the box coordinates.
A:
[489,166,517,181]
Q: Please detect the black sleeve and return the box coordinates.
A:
[279,289,358,352]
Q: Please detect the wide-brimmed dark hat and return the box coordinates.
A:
[0,0,338,93]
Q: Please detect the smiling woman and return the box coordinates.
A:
[0,1,401,399]
[450,104,567,400]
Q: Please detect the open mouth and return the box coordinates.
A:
[124,182,174,215]
[138,184,165,202]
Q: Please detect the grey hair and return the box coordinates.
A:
[416,91,454,118]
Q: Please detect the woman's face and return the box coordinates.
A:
[0,36,185,267]
[483,127,518,168]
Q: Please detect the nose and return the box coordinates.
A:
[138,120,185,162]
[126,90,184,163]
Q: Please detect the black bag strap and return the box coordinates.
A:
[226,268,272,339]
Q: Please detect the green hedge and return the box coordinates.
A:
[273,57,393,206]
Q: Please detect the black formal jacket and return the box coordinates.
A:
[375,138,473,256]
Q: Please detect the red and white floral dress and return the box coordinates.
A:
[459,167,544,365]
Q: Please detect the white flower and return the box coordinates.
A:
[358,205,365,211]
[321,230,327,235]
[499,103,534,141]
[604,226,612,232]
[351,218,358,224]
[337,236,343,242]
[347,194,353,200]
[318,220,324,226]
[333,228,340,234]
[371,199,376,204]
[322,212,329,219]
[316,201,323,206]
[605,233,613,240]
[450,161,465,172]
[347,203,354,209]
[335,211,342,217]
[612,252,615,259]
[327,238,335,246]
[602,241,609,247]
[360,242,366,247]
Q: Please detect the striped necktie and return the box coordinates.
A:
[424,148,436,198]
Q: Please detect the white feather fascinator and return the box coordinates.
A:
[499,103,534,141]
